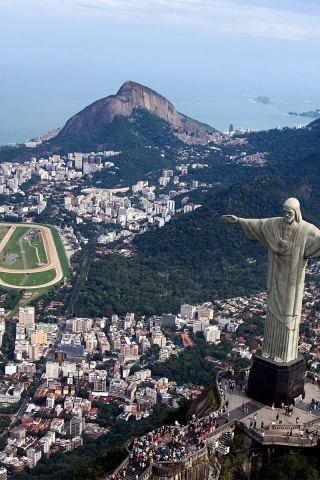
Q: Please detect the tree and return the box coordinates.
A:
[265,453,320,480]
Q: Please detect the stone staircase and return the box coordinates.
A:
[121,464,146,480]
[206,429,234,456]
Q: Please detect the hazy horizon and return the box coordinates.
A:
[1,1,320,145]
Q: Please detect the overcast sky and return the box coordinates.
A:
[1,0,320,140]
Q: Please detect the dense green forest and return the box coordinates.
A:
[73,169,320,317]
[149,338,230,385]
[0,287,23,311]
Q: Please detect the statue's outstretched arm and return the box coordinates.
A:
[221,215,239,223]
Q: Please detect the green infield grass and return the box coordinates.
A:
[0,272,25,286]
[22,230,48,268]
[29,231,47,264]
[0,268,56,287]
[24,268,56,286]
[0,226,28,268]
[0,227,49,270]
[0,224,69,295]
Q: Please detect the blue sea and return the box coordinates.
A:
[175,92,319,134]
[0,84,319,146]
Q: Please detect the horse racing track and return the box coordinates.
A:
[0,223,66,289]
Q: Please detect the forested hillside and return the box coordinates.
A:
[73,168,320,317]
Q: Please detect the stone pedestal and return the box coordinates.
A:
[247,353,305,406]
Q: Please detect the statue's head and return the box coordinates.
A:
[283,198,302,223]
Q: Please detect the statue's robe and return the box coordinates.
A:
[239,217,320,362]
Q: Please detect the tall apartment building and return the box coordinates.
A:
[38,431,55,454]
[31,331,47,344]
[161,314,177,328]
[193,319,209,333]
[0,308,5,347]
[70,416,84,437]
[180,304,196,319]
[28,344,40,361]
[46,393,55,409]
[26,447,42,467]
[197,306,214,321]
[18,307,35,328]
[124,313,134,329]
[151,332,166,349]
[204,325,221,343]
[93,376,107,392]
[61,362,77,377]
[46,361,60,379]
[83,332,97,351]
[74,153,83,170]
[72,317,92,333]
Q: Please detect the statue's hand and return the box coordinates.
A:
[221,215,238,223]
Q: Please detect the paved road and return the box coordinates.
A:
[19,230,30,270]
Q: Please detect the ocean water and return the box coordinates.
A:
[0,85,319,146]
[175,93,319,134]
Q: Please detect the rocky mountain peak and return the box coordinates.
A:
[57,81,214,140]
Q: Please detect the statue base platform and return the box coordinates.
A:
[247,353,305,406]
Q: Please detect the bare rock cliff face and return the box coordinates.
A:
[57,81,212,139]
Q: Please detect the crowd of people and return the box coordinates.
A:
[109,409,231,480]
[129,418,218,465]
[108,372,320,479]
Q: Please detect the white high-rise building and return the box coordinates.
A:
[26,447,42,467]
[180,304,196,319]
[204,326,221,343]
[28,344,40,361]
[74,153,83,170]
[167,200,175,212]
[193,319,209,333]
[0,308,5,347]
[46,393,55,409]
[72,317,92,333]
[61,362,77,377]
[19,307,35,328]
[46,361,60,379]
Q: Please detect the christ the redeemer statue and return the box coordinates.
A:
[222,198,320,363]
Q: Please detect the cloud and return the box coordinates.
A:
[2,0,320,42]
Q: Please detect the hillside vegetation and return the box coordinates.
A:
[74,169,320,317]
